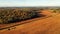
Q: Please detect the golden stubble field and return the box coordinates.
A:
[0,10,60,34]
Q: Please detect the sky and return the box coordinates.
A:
[0,0,60,7]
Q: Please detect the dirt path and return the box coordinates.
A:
[0,10,52,28]
[0,10,60,34]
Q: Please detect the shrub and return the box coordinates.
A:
[0,8,39,24]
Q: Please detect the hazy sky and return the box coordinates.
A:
[0,0,60,7]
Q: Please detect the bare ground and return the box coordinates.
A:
[0,10,60,34]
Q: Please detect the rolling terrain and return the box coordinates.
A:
[0,10,60,34]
